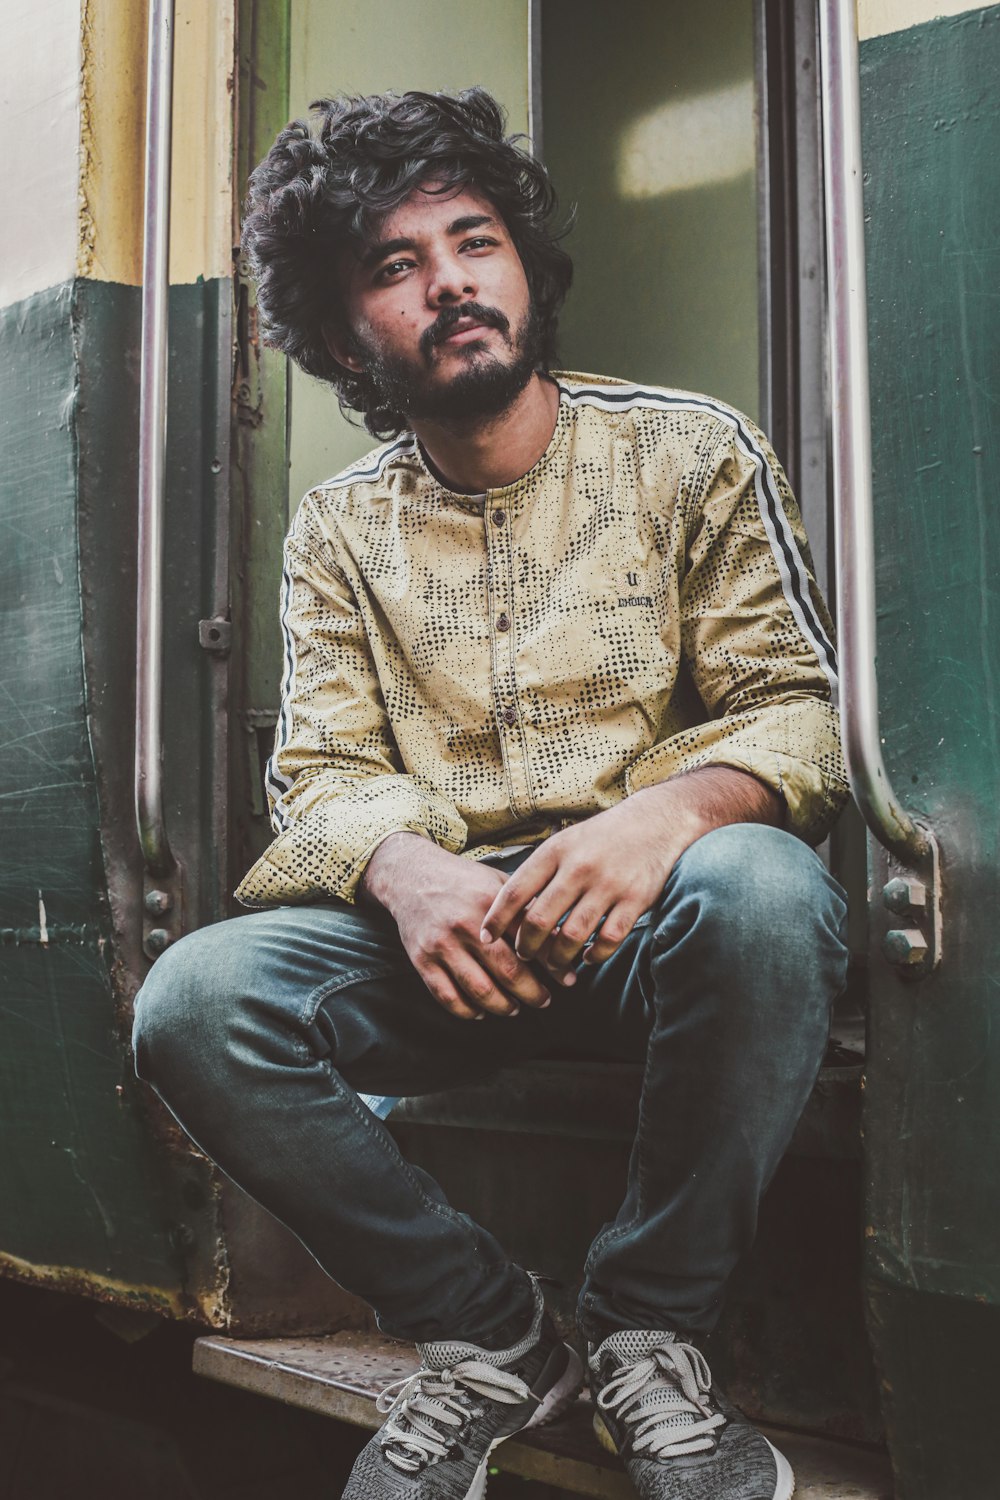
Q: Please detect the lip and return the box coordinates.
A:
[439,321,492,346]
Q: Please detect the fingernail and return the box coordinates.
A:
[539,994,551,1008]
[561,972,577,986]
[480,928,492,943]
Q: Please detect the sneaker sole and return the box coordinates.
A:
[464,1344,585,1500]
[592,1412,796,1500]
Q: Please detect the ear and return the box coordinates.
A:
[323,321,363,374]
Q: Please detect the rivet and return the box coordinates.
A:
[146,928,173,957]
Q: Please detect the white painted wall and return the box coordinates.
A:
[858,0,992,39]
[0,0,82,309]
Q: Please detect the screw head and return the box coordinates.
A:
[883,927,928,967]
[144,888,172,916]
[883,877,928,915]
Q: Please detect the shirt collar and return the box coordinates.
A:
[409,379,573,512]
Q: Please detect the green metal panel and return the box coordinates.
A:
[860,8,1000,1494]
[232,0,292,875]
[0,282,217,1309]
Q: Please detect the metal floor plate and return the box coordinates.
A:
[194,1331,893,1499]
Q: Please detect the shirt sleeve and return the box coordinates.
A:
[624,415,850,844]
[234,503,467,908]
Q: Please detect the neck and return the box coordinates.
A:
[408,372,560,493]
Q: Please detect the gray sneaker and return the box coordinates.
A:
[342,1283,584,1499]
[589,1330,794,1500]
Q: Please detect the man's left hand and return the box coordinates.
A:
[479,767,783,984]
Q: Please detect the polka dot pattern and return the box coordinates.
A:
[236,374,848,908]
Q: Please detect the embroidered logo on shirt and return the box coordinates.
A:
[618,571,653,607]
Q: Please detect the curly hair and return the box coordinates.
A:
[240,87,573,439]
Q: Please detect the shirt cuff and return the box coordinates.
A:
[235,774,467,907]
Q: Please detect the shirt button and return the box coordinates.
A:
[491,509,506,527]
[501,706,517,726]
[496,613,510,632]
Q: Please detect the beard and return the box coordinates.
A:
[350,299,545,429]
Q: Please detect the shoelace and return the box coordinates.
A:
[596,1340,726,1459]
[376,1359,533,1473]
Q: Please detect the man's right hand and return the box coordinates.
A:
[359,832,554,1021]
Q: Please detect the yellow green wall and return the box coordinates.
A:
[542,0,759,421]
[287,0,531,508]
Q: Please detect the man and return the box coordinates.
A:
[133,88,849,1500]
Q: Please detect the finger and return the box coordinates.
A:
[423,969,486,1022]
[513,875,590,962]
[580,902,644,965]
[479,847,559,943]
[541,898,611,972]
[449,955,523,1017]
[479,938,552,1008]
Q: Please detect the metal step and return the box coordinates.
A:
[194,1330,893,1499]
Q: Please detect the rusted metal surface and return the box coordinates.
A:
[0,1248,206,1322]
[194,1330,892,1499]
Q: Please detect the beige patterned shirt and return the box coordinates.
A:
[236,374,847,908]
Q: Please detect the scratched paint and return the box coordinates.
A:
[0,280,223,1309]
[860,9,1000,1495]
[861,0,1000,1299]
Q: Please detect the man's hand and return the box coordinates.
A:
[359,832,552,1021]
[480,768,783,981]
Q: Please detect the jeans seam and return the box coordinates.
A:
[320,1051,505,1256]
[582,988,659,1280]
[298,963,402,1030]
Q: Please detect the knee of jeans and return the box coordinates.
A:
[132,922,242,1088]
[655,823,848,974]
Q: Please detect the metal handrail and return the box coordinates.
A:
[135,0,176,878]
[818,1,930,869]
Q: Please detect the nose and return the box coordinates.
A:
[426,248,477,307]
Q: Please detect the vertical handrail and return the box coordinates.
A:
[135,0,176,878]
[818,1,930,869]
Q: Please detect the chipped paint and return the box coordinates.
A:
[859,0,995,38]
[78,0,236,286]
[0,1245,227,1323]
[37,892,49,945]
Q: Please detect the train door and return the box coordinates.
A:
[226,0,878,1451]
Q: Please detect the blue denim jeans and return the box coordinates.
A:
[132,824,848,1347]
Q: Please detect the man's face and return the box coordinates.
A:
[329,183,543,425]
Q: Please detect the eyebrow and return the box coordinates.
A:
[362,214,501,268]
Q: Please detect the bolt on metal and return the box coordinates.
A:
[882,877,928,915]
[882,928,929,967]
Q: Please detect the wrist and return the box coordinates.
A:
[359,830,432,914]
[621,783,703,876]
[632,766,783,833]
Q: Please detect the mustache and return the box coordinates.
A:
[420,303,510,358]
